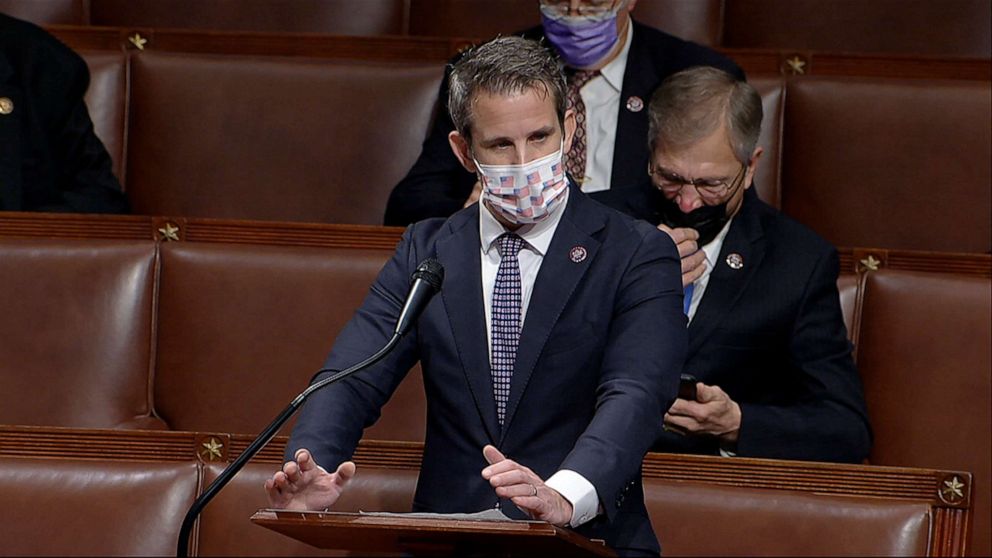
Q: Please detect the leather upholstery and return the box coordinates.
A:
[857,269,991,556]
[196,462,419,556]
[836,272,861,348]
[153,242,391,434]
[0,239,163,429]
[125,52,443,224]
[407,0,724,46]
[0,0,86,25]
[644,477,931,556]
[80,50,128,186]
[750,75,785,207]
[89,0,408,35]
[781,76,991,253]
[723,0,992,57]
[0,457,199,555]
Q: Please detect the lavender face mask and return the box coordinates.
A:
[540,5,619,69]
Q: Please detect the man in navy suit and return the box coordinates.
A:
[265,37,686,555]
[384,0,742,226]
[598,67,871,463]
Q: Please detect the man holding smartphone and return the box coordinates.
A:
[599,66,871,463]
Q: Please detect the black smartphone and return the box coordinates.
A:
[678,373,698,401]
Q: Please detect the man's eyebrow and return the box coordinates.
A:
[477,126,556,146]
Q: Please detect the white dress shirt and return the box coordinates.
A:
[477,188,600,527]
[576,21,633,193]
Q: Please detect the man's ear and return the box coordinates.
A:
[562,109,577,154]
[625,0,640,13]
[448,131,477,173]
[743,146,764,190]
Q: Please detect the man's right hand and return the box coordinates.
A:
[264,448,356,511]
[658,224,707,287]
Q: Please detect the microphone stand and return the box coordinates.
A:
[176,331,401,557]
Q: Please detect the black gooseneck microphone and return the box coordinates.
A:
[176,257,444,557]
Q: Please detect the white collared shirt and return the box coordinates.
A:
[576,19,633,193]
[477,187,600,528]
[686,218,734,323]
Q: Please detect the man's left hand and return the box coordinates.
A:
[481,445,573,526]
[664,383,742,443]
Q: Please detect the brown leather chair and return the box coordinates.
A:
[0,239,163,429]
[645,477,931,555]
[836,272,863,353]
[780,76,992,253]
[89,0,407,35]
[196,462,418,556]
[0,0,87,25]
[0,457,199,555]
[124,52,444,224]
[407,0,724,45]
[81,50,128,186]
[857,269,991,556]
[750,75,784,207]
[153,241,426,441]
[723,0,992,57]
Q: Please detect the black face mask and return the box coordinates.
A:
[657,195,730,247]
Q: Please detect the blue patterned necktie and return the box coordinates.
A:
[491,233,525,425]
[683,281,695,315]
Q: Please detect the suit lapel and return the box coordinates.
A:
[612,21,661,190]
[437,206,500,444]
[499,188,605,444]
[0,54,23,211]
[688,190,767,356]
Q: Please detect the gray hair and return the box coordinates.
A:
[448,36,567,142]
[648,66,762,164]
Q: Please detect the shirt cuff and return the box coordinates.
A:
[545,469,600,528]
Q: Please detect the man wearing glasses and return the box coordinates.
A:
[385,0,742,226]
[601,66,871,463]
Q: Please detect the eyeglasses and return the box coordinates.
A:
[649,162,748,205]
[539,0,621,18]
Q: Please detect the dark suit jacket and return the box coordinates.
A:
[289,186,686,555]
[383,20,744,226]
[0,14,127,213]
[600,184,872,463]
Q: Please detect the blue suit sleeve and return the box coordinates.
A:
[559,226,687,522]
[286,225,424,469]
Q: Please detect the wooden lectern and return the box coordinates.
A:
[251,509,616,557]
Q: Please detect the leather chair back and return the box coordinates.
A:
[89,0,407,35]
[780,76,991,253]
[723,0,992,57]
[0,239,162,429]
[125,52,443,224]
[857,268,991,556]
[407,0,724,45]
[645,478,931,555]
[153,242,392,434]
[0,0,87,25]
[81,50,128,185]
[0,457,199,555]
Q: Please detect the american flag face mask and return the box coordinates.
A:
[473,141,568,225]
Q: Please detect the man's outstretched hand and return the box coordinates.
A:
[264,448,356,511]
